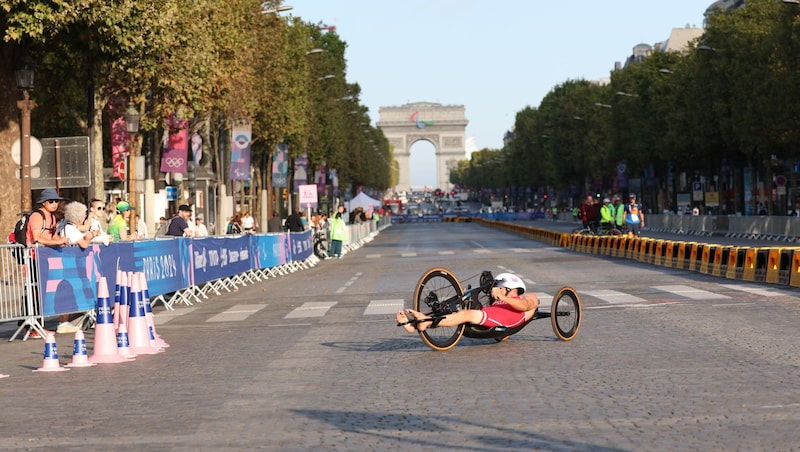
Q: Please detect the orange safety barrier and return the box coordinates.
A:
[725,247,741,280]
[753,248,769,282]
[790,250,800,288]
[765,248,784,284]
[712,246,731,277]
[687,243,701,272]
[663,241,675,268]
[742,248,757,281]
[653,240,666,267]
[778,248,794,285]
[699,245,714,275]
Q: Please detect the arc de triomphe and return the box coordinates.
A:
[376,102,468,193]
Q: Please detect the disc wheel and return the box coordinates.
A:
[412,267,464,351]
[550,287,582,341]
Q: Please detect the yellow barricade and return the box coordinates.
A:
[663,241,675,268]
[778,248,794,285]
[712,246,730,277]
[699,245,714,275]
[688,243,702,272]
[765,248,782,284]
[742,248,758,281]
[790,250,800,287]
[725,246,740,280]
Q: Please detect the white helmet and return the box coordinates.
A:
[494,273,526,294]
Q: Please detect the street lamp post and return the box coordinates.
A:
[124,102,140,235]
[15,60,36,213]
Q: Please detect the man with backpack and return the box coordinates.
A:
[165,204,194,237]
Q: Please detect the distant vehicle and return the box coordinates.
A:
[385,199,403,214]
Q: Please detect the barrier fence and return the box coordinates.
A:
[473,218,800,289]
[1,219,387,341]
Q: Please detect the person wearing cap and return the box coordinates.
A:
[599,197,613,233]
[107,201,138,242]
[624,193,644,238]
[27,188,71,249]
[612,196,625,233]
[166,204,194,237]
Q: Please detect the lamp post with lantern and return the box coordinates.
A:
[123,102,140,235]
[15,58,36,213]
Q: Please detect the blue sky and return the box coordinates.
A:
[290,1,708,187]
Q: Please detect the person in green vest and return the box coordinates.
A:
[599,198,613,232]
[329,209,346,259]
[612,196,625,233]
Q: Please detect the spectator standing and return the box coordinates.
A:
[612,196,625,233]
[241,211,255,233]
[227,213,243,234]
[329,211,346,258]
[87,198,112,245]
[624,193,645,238]
[24,189,70,337]
[166,204,194,237]
[135,213,148,238]
[107,201,137,241]
[194,216,209,237]
[599,198,613,232]
[284,209,304,232]
[267,210,283,232]
[57,201,96,249]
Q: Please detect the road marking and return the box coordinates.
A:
[652,285,730,300]
[154,307,197,324]
[206,304,267,322]
[438,250,455,255]
[401,252,417,257]
[583,289,647,304]
[366,254,381,258]
[586,301,686,310]
[712,302,756,307]
[718,284,785,297]
[533,292,551,302]
[364,299,405,315]
[284,301,338,319]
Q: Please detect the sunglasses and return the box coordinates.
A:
[96,206,106,211]
[44,199,60,204]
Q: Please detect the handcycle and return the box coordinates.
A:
[313,230,328,259]
[408,267,582,351]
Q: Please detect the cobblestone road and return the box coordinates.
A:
[0,222,797,450]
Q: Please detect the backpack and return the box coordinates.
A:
[8,210,43,264]
[155,217,174,237]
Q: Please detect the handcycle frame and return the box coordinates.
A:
[410,267,582,351]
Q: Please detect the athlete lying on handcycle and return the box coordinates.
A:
[397,272,539,333]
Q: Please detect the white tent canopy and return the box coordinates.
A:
[346,192,383,211]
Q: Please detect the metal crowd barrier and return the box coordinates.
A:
[0,244,45,341]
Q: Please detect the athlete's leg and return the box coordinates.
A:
[396,308,483,333]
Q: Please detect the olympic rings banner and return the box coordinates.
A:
[35,231,312,316]
[161,116,189,173]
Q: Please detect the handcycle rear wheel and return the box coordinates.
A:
[550,287,582,341]
[412,267,465,351]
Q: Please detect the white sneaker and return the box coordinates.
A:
[56,322,79,334]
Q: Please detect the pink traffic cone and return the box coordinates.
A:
[140,272,169,348]
[66,330,96,368]
[127,274,162,355]
[115,324,136,359]
[89,276,131,364]
[112,270,125,331]
[33,332,70,372]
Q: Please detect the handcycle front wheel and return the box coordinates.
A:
[550,287,582,341]
[412,267,465,351]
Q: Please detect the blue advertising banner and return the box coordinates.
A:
[191,236,251,284]
[37,245,105,316]
[289,229,313,261]
[134,239,189,295]
[252,234,289,269]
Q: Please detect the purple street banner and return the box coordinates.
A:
[330,169,339,197]
[191,236,251,284]
[293,152,308,191]
[289,229,313,261]
[191,133,203,164]
[272,143,288,188]
[315,162,327,193]
[161,115,189,173]
[110,115,129,179]
[251,233,289,269]
[230,123,252,181]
